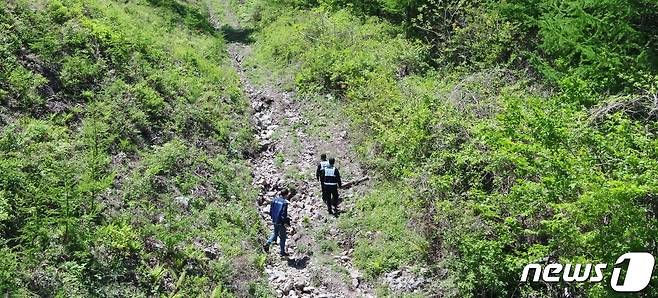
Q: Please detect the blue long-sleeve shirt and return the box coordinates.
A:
[270,195,288,224]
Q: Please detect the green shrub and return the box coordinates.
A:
[501,0,658,94]
[0,244,19,293]
[340,184,426,277]
[95,222,143,255]
[249,8,426,95]
[60,54,104,91]
[6,65,48,110]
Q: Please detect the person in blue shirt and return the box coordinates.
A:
[263,189,291,256]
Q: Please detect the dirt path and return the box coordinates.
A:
[209,3,376,298]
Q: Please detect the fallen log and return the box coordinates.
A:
[340,176,370,189]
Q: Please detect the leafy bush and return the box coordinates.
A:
[249,8,426,95]
[267,0,658,94]
[5,65,48,110]
[340,185,427,277]
[502,0,658,94]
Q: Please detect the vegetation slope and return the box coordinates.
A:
[241,0,658,297]
[1,0,269,296]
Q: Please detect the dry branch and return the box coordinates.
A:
[341,176,370,189]
[589,93,658,124]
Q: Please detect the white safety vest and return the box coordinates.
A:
[320,160,330,170]
[323,167,338,186]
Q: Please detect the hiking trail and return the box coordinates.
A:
[209,2,376,297]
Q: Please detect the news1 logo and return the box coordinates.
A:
[520,252,655,292]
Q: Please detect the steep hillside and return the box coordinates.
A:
[0,0,268,296]
[241,0,658,297]
[3,0,658,297]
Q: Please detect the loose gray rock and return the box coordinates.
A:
[173,196,191,209]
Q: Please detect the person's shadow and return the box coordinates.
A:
[287,255,310,269]
[221,24,255,44]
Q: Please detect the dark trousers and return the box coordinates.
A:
[322,185,339,213]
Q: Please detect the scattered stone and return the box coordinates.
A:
[202,243,220,259]
[389,270,401,278]
[282,281,293,293]
[154,213,165,224]
[173,196,191,209]
[145,236,164,252]
[352,277,360,288]
[294,279,306,290]
[261,129,274,140]
[384,267,427,293]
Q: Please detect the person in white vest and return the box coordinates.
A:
[315,153,330,201]
[320,157,342,215]
[315,153,330,181]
